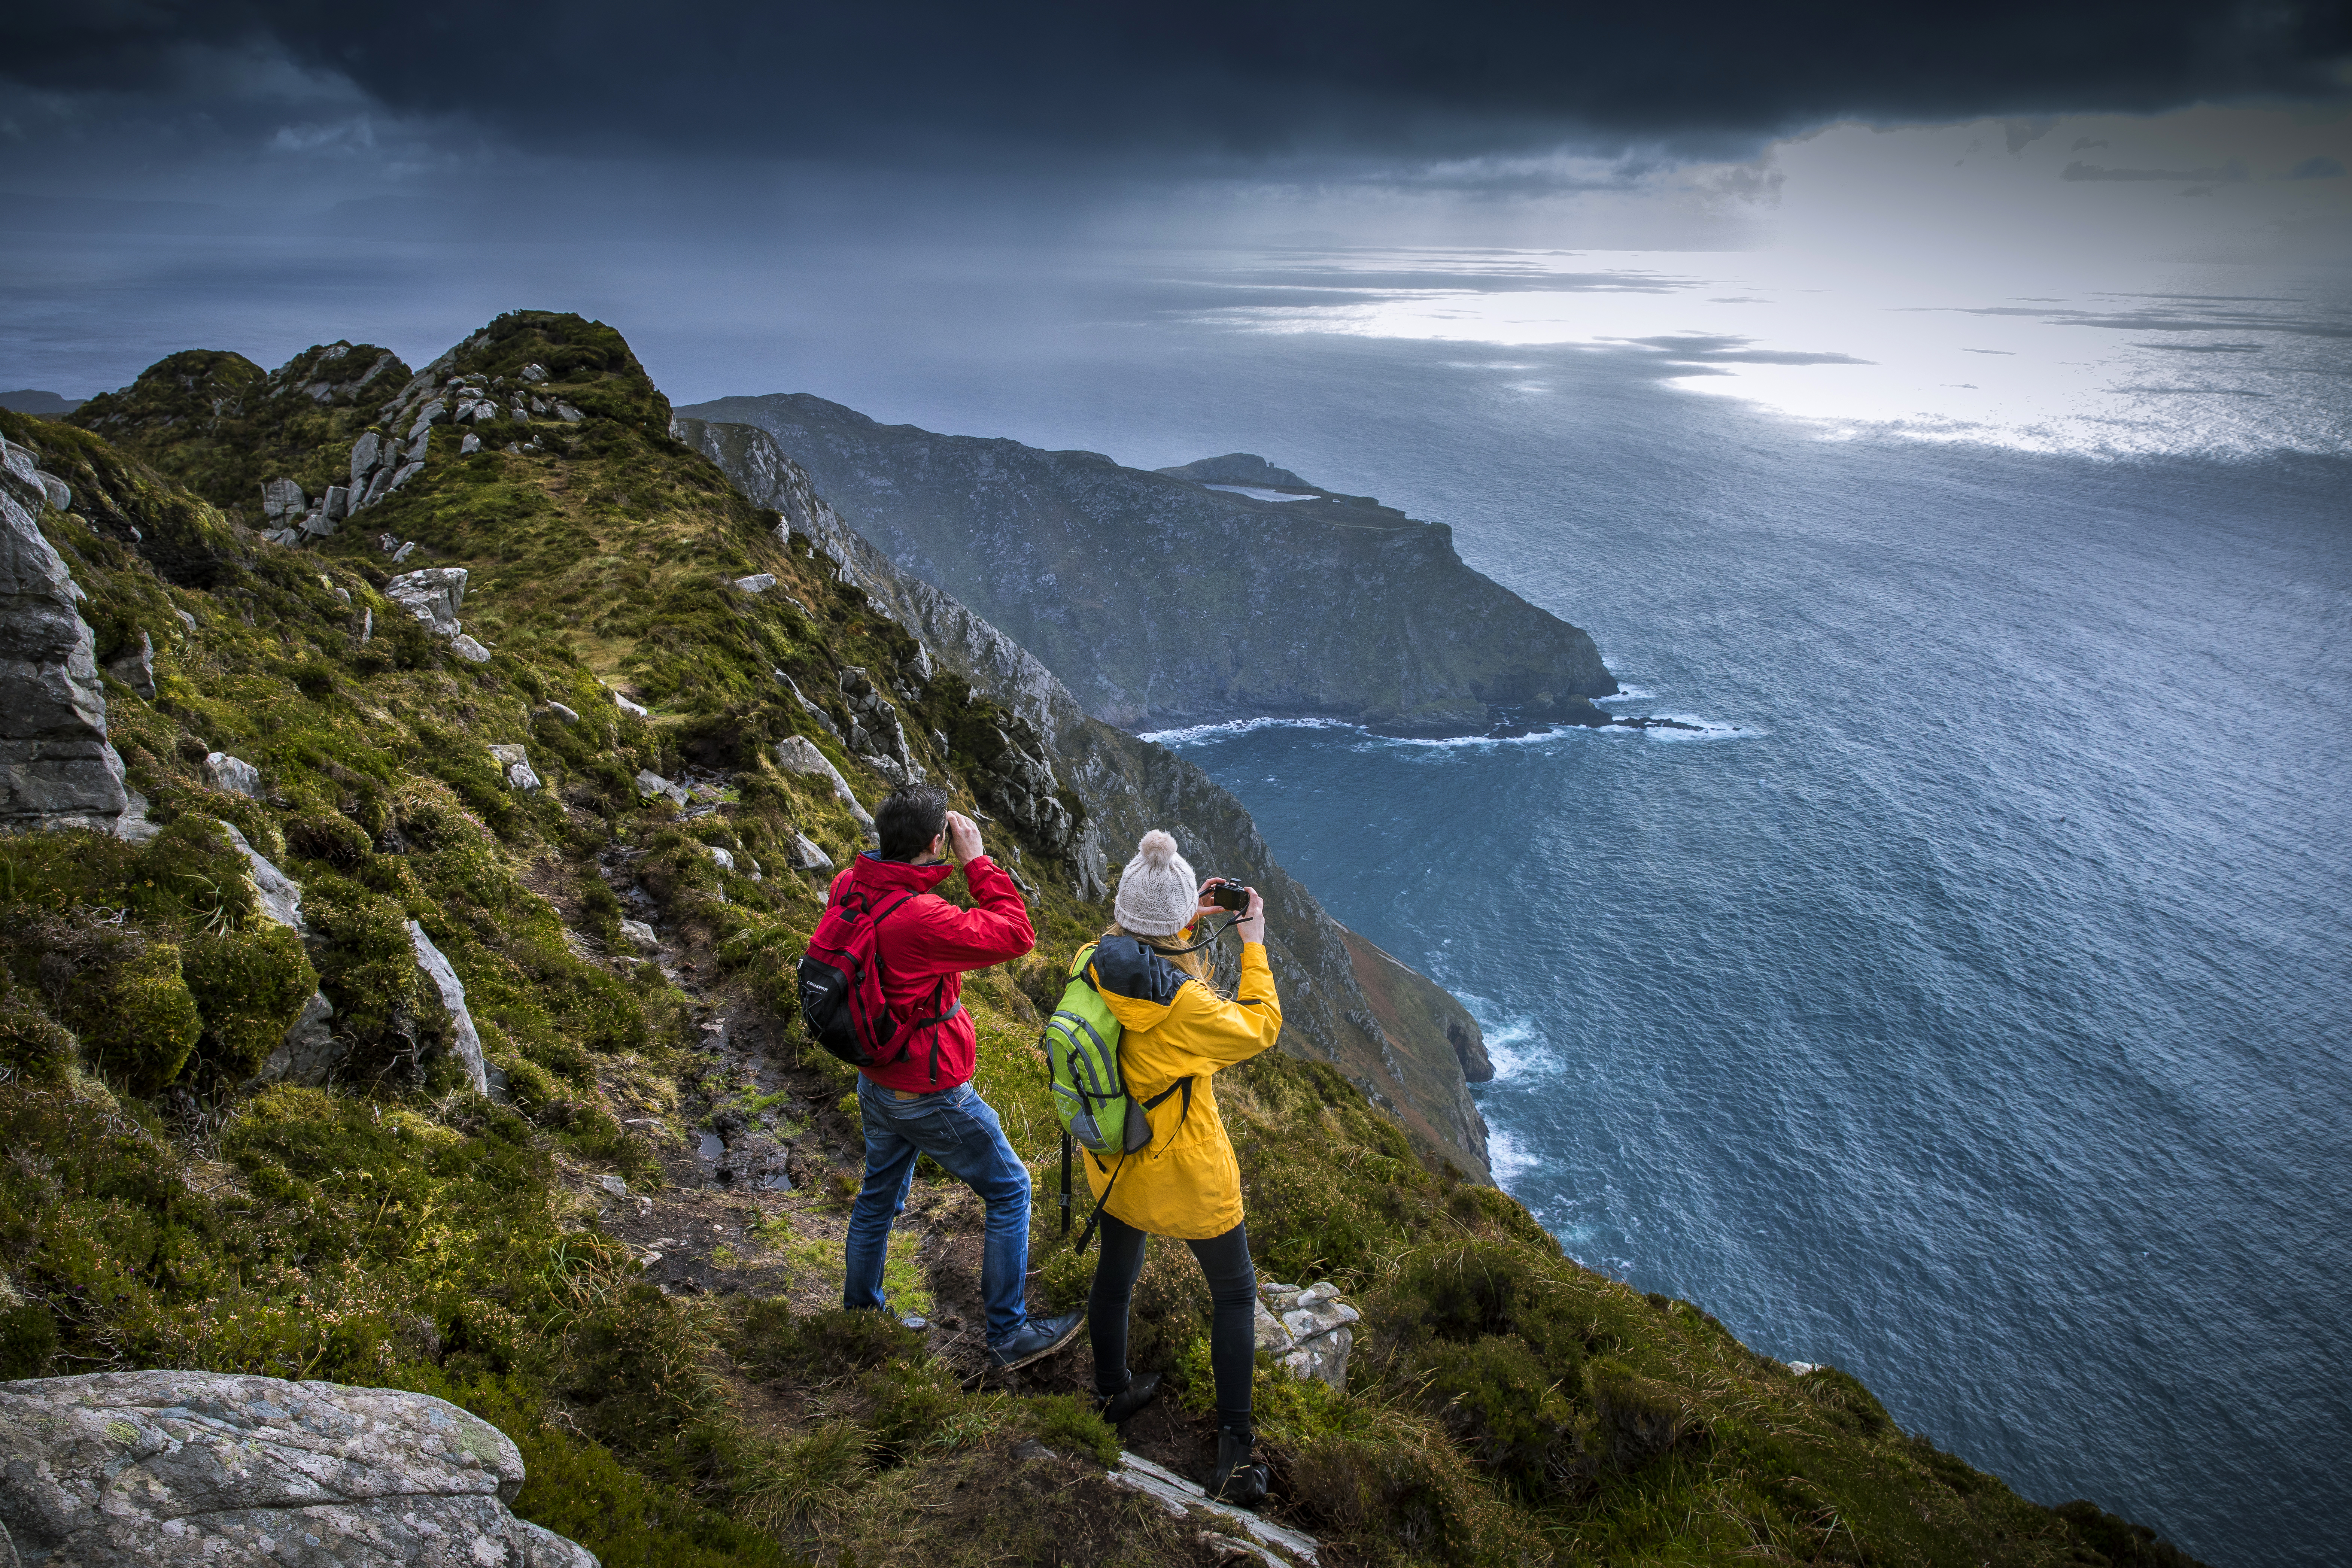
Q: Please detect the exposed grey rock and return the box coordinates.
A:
[0,1370,595,1568]
[300,512,338,538]
[777,672,841,739]
[104,632,155,700]
[488,744,540,791]
[255,990,344,1086]
[785,831,833,871]
[449,634,492,664]
[612,689,649,718]
[405,428,431,464]
[633,769,688,808]
[733,573,777,594]
[358,467,393,508]
[407,921,490,1096]
[460,432,483,456]
[520,362,548,382]
[1252,1279,1358,1391]
[260,477,307,520]
[773,736,875,841]
[359,606,372,644]
[203,751,259,797]
[708,846,735,872]
[407,400,446,440]
[554,402,584,423]
[35,472,71,512]
[219,820,305,933]
[172,609,196,633]
[385,567,467,637]
[547,702,580,724]
[388,461,424,493]
[1107,1450,1319,1566]
[391,540,417,563]
[838,666,922,784]
[597,1174,629,1198]
[348,431,382,486]
[619,918,660,951]
[323,483,351,521]
[0,447,134,836]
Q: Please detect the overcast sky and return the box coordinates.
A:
[4,1,2347,400]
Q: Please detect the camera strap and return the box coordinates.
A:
[1158,912,1239,955]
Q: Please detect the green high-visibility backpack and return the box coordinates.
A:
[1043,940,1191,1252]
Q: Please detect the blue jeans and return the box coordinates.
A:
[843,1076,1035,1348]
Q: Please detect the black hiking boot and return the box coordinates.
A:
[1211,1423,1268,1508]
[1094,1371,1163,1425]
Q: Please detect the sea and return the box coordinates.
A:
[7,231,2348,1564]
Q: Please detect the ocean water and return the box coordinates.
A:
[7,231,2347,1563]
[1068,257,2352,1565]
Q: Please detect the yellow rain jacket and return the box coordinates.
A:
[1081,935,1283,1240]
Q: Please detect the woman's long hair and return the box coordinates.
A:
[1098,920,1233,996]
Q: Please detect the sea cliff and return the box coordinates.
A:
[675,392,1618,736]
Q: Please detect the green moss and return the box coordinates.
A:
[67,939,203,1095]
[182,923,317,1081]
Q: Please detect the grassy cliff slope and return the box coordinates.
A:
[0,315,2199,1568]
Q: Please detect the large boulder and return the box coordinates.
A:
[0,434,133,835]
[773,736,875,842]
[385,567,468,639]
[0,1370,595,1567]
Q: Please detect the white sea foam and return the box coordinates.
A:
[1138,715,1353,745]
[1472,1012,1560,1082]
[1484,1125,1541,1186]
[1202,483,1321,502]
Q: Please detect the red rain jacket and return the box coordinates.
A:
[825,850,1034,1091]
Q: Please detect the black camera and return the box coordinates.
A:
[1204,879,1251,912]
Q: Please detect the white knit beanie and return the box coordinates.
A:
[1114,830,1197,938]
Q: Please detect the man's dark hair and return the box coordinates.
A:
[875,784,951,861]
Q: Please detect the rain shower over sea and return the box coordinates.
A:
[979,248,2348,1567]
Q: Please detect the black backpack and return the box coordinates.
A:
[796,885,961,1078]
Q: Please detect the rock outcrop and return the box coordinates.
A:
[675,392,1616,736]
[675,416,1494,1179]
[0,433,134,835]
[385,566,492,663]
[772,736,877,842]
[1254,1280,1361,1391]
[408,922,492,1097]
[0,1370,595,1567]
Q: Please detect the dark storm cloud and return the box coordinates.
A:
[7,0,2349,168]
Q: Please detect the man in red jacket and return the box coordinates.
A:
[836,784,1082,1369]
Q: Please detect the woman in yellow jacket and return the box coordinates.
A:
[1084,830,1283,1505]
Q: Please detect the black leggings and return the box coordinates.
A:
[1089,1212,1256,1428]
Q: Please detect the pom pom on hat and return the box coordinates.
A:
[1115,830,1198,938]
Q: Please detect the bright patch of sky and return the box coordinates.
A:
[1187,245,2351,459]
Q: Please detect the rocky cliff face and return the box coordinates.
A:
[0,433,134,835]
[676,414,1493,1177]
[674,392,1616,735]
